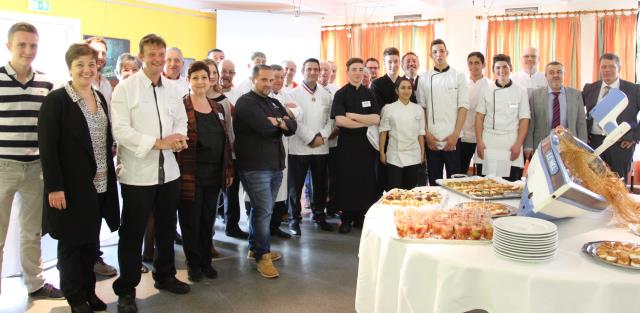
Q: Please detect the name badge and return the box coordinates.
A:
[218,112,224,120]
[362,100,371,108]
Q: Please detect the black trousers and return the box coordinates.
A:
[386,163,422,190]
[178,183,221,269]
[590,134,635,184]
[426,139,463,185]
[460,142,477,175]
[224,166,242,232]
[475,164,524,182]
[287,154,328,221]
[326,147,338,214]
[58,239,98,306]
[113,179,180,296]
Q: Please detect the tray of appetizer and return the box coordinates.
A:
[436,176,524,200]
[582,241,640,270]
[379,187,446,208]
[452,201,518,218]
[392,206,493,244]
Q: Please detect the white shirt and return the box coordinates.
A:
[462,76,491,143]
[416,66,469,150]
[288,83,334,155]
[94,75,112,106]
[591,78,621,135]
[476,81,530,133]
[379,100,426,167]
[111,70,188,186]
[270,89,301,202]
[224,87,243,105]
[511,70,547,90]
[236,77,252,95]
[320,84,339,148]
[171,76,190,98]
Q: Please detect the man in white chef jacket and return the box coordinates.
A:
[475,54,530,182]
[416,39,469,186]
[511,46,548,91]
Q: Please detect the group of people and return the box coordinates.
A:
[1,20,639,313]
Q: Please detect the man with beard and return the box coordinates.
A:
[401,52,420,103]
[365,57,380,81]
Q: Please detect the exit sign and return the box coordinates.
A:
[28,0,50,12]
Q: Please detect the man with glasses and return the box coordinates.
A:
[511,46,547,91]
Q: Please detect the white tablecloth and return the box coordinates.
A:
[355,189,640,313]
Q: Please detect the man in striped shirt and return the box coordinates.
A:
[0,22,62,298]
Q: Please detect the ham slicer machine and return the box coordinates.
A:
[519,89,630,219]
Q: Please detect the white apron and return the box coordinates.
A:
[477,128,524,177]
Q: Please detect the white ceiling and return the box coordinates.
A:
[140,0,629,24]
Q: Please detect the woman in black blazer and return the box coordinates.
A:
[38,43,119,313]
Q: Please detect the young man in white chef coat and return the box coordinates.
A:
[461,52,492,175]
[475,54,530,181]
[416,39,469,185]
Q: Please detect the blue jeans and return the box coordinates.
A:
[239,170,282,261]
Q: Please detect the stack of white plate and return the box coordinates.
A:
[492,216,558,263]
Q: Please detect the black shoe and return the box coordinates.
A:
[271,228,292,239]
[71,302,93,313]
[88,293,107,311]
[225,229,249,239]
[187,268,203,282]
[315,219,334,232]
[174,232,183,245]
[202,265,218,279]
[29,283,65,299]
[339,222,352,234]
[154,276,190,294]
[117,295,137,313]
[289,221,301,236]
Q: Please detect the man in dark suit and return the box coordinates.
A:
[525,61,588,157]
[401,52,420,103]
[583,53,640,183]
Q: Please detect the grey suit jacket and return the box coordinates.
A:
[583,79,640,142]
[525,86,588,150]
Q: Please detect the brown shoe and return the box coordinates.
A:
[247,251,281,262]
[256,256,279,278]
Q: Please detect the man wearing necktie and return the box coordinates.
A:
[524,61,587,158]
[583,53,640,183]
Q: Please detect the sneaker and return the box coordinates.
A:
[154,276,190,294]
[288,220,301,236]
[29,283,65,300]
[201,265,218,279]
[247,251,281,262]
[256,256,279,278]
[94,257,117,277]
[117,294,137,313]
[88,293,107,311]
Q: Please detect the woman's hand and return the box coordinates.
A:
[48,191,67,210]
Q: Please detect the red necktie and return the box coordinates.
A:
[551,91,560,128]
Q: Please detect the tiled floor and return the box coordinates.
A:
[0,217,361,313]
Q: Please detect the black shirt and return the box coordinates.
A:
[234,90,297,171]
[195,111,224,185]
[331,83,380,137]
[370,74,398,108]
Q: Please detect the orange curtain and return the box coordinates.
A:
[593,14,638,82]
[486,17,582,89]
[321,23,435,86]
[320,29,352,88]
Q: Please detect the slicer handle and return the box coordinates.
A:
[593,122,631,156]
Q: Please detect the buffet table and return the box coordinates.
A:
[355,189,640,313]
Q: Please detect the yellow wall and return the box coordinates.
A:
[0,0,216,59]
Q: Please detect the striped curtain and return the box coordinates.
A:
[321,23,436,86]
[486,16,581,89]
[593,14,638,82]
